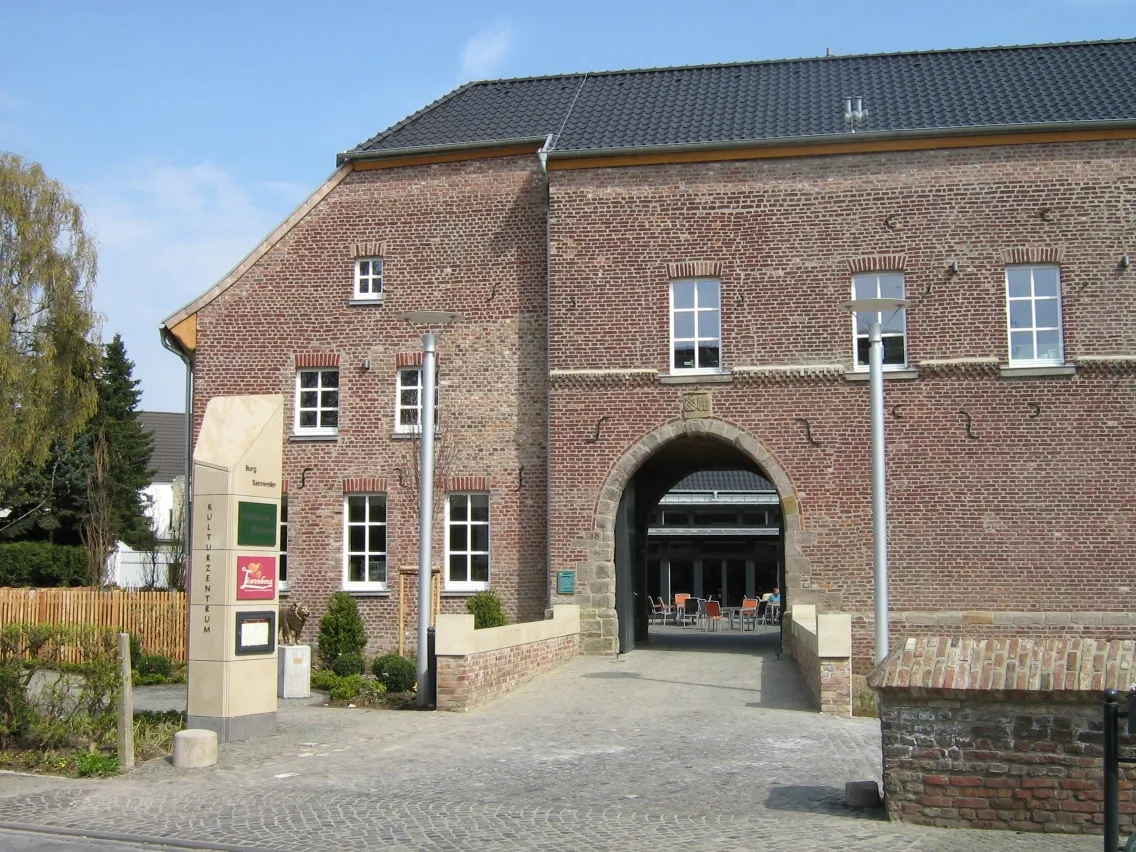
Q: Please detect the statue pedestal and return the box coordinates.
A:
[278,644,311,699]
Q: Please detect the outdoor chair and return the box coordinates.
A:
[655,597,674,625]
[648,598,665,625]
[704,600,726,632]
[678,598,699,627]
[696,598,708,630]
[739,598,759,631]
[765,602,781,625]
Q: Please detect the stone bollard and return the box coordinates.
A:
[173,729,218,769]
[844,780,882,809]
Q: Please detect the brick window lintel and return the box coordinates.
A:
[667,261,723,279]
[352,241,386,259]
[846,255,907,274]
[343,477,388,494]
[296,352,340,369]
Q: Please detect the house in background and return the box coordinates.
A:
[105,411,187,589]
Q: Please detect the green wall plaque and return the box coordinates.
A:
[556,570,576,595]
[237,501,278,547]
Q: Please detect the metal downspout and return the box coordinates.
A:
[160,327,193,587]
[538,133,554,609]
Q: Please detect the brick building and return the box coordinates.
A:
[160,39,1136,671]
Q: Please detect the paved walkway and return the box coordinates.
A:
[0,627,1103,851]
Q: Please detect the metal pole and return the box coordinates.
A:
[869,320,890,665]
[417,332,438,707]
[1105,689,1120,852]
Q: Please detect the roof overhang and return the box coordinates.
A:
[545,119,1136,169]
[337,136,549,167]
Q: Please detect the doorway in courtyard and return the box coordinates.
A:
[613,433,785,653]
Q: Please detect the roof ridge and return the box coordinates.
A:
[455,36,1136,86]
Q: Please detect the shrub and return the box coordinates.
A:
[329,674,363,703]
[127,634,143,668]
[74,750,119,777]
[0,623,120,750]
[317,592,367,669]
[310,669,339,692]
[136,654,172,680]
[0,542,87,587]
[331,652,364,677]
[466,590,507,629]
[372,654,416,693]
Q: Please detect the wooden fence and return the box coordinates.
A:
[0,588,187,661]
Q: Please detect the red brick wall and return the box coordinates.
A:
[191,155,549,654]
[879,694,1136,834]
[546,140,1136,669]
[436,632,581,711]
[791,633,853,716]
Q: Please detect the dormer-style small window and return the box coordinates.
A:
[355,258,383,301]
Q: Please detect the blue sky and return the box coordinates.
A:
[1,0,1132,411]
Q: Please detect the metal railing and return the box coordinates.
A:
[1102,688,1136,852]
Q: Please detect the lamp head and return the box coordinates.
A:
[839,298,911,314]
[397,310,463,325]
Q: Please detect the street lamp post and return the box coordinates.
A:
[398,310,462,707]
[840,297,910,665]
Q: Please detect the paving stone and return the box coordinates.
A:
[0,628,1102,851]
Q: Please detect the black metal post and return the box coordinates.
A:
[426,626,437,710]
[1105,689,1120,852]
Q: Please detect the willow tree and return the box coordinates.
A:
[0,153,100,484]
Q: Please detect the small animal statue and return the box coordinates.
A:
[279,602,311,645]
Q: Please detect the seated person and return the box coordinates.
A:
[769,587,781,606]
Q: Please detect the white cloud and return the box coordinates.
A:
[81,162,306,411]
[459,20,513,81]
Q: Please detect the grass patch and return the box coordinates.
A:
[134,710,185,762]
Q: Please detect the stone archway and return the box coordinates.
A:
[574,418,813,655]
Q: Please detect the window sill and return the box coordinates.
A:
[278,582,290,594]
[442,587,490,596]
[844,368,920,382]
[342,588,391,597]
[658,369,733,385]
[347,297,384,307]
[999,364,1076,379]
[289,433,338,443]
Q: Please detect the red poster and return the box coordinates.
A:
[236,556,276,600]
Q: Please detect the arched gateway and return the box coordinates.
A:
[569,418,813,655]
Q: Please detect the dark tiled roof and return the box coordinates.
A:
[346,39,1136,158]
[138,411,186,482]
[671,470,775,493]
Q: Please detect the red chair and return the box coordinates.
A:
[704,600,726,632]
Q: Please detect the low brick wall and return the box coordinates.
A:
[435,604,581,711]
[788,605,852,716]
[869,636,1136,835]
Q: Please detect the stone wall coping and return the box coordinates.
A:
[868,635,1136,695]
[435,604,581,656]
[790,605,852,658]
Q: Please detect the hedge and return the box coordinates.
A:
[0,542,88,587]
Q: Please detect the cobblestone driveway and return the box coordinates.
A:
[0,627,1102,851]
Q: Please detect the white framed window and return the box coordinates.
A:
[446,493,490,591]
[1006,265,1063,365]
[278,496,289,591]
[354,258,383,301]
[344,494,387,590]
[295,369,339,435]
[670,278,721,372]
[395,367,439,433]
[851,272,907,369]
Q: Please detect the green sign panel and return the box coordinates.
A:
[556,570,576,595]
[237,500,277,547]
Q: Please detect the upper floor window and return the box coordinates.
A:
[295,369,339,435]
[344,494,387,590]
[446,493,490,591]
[670,278,721,372]
[1006,265,1063,365]
[395,367,440,433]
[851,272,907,369]
[355,258,383,301]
